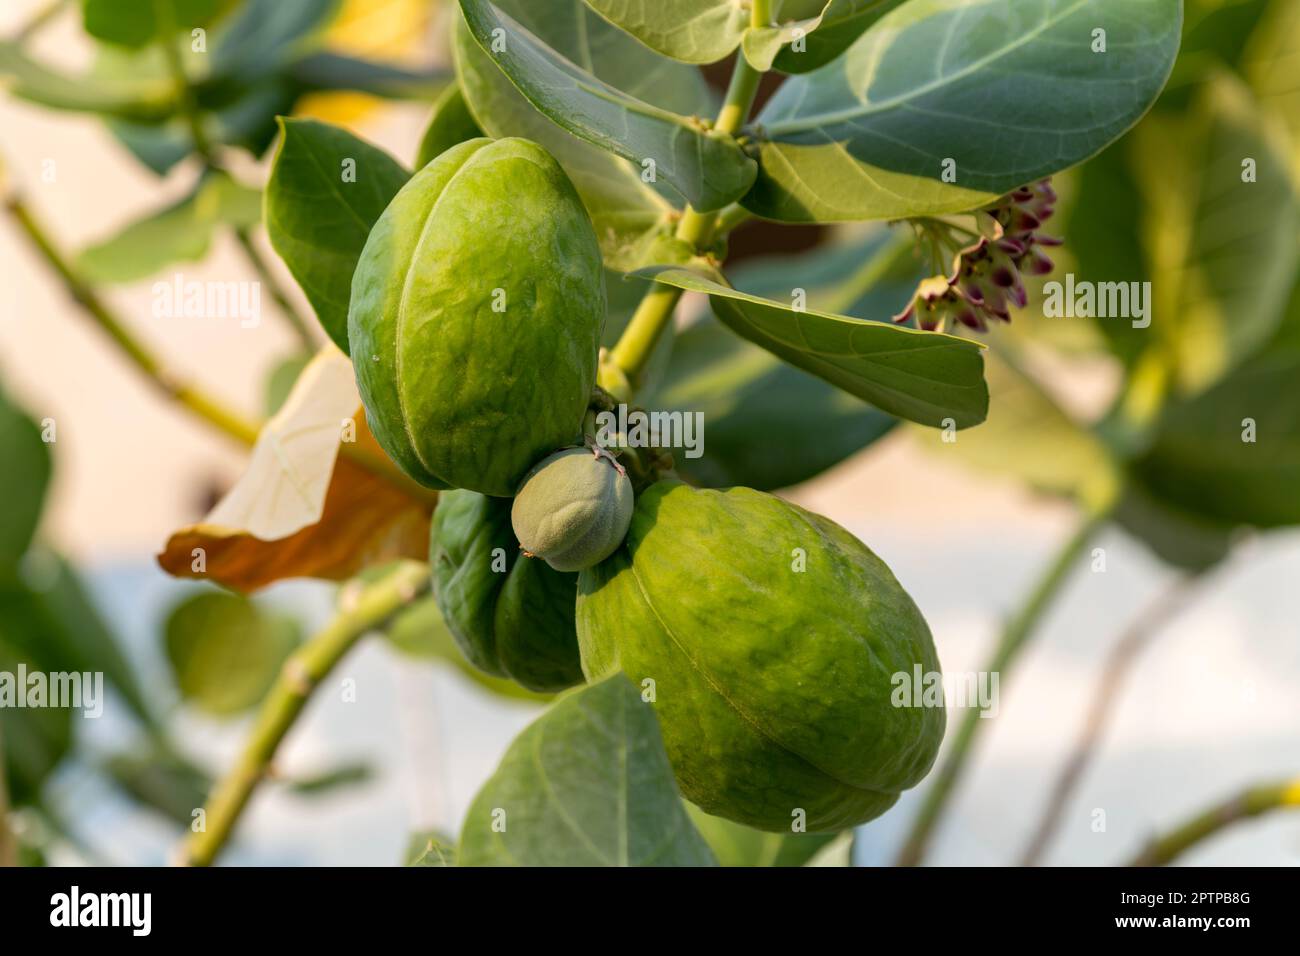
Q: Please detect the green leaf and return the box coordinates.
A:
[581,0,899,71]
[649,230,922,489]
[262,354,313,416]
[76,172,261,283]
[1113,477,1234,571]
[286,53,448,101]
[162,590,301,717]
[771,0,908,73]
[458,675,718,866]
[0,40,177,121]
[452,1,703,270]
[265,118,411,353]
[82,0,223,49]
[686,804,836,866]
[458,0,756,212]
[0,640,72,806]
[639,266,989,428]
[416,84,485,169]
[0,549,155,729]
[1132,72,1300,393]
[284,761,373,795]
[1129,350,1300,530]
[580,0,750,64]
[0,386,51,565]
[743,0,1184,222]
[105,745,211,825]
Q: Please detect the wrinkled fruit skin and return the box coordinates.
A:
[349,137,604,496]
[430,489,583,692]
[577,480,944,832]
[511,447,634,573]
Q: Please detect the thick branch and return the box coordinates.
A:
[182,561,430,866]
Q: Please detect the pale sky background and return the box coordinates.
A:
[2,1,1298,866]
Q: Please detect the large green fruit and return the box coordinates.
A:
[511,447,634,573]
[349,137,605,496]
[577,481,944,832]
[430,489,583,692]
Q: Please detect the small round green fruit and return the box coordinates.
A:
[511,447,634,573]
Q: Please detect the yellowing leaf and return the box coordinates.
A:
[157,348,432,592]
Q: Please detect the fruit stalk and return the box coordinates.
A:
[608,28,764,391]
[182,561,430,866]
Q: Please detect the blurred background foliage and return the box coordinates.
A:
[0,0,1297,866]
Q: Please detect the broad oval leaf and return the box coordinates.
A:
[265,118,411,353]
[458,674,718,866]
[743,0,1184,222]
[163,589,301,716]
[458,0,756,212]
[580,0,750,64]
[648,229,924,489]
[415,84,485,168]
[77,171,261,284]
[771,0,909,73]
[452,0,706,269]
[639,266,989,428]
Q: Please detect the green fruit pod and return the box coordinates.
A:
[511,447,634,573]
[577,480,944,832]
[430,489,583,692]
[349,137,605,496]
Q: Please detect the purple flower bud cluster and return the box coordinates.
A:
[894,180,1061,333]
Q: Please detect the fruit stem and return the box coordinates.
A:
[893,498,1116,866]
[182,561,430,866]
[609,51,764,392]
[1126,778,1300,866]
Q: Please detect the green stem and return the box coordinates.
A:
[12,0,69,43]
[1127,779,1300,866]
[183,561,431,867]
[232,227,318,350]
[3,187,262,446]
[608,52,764,390]
[893,500,1115,866]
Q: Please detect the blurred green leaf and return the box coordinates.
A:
[0,40,177,121]
[0,636,72,807]
[912,349,1121,507]
[82,0,224,49]
[287,52,448,101]
[459,675,717,866]
[0,550,154,729]
[76,171,261,283]
[0,386,51,565]
[262,354,313,416]
[104,745,211,825]
[205,0,339,84]
[163,590,301,716]
[284,760,373,795]
[1243,0,1300,181]
[1133,72,1300,394]
[686,804,836,866]
[1113,478,1235,572]
[415,83,484,169]
[265,118,410,353]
